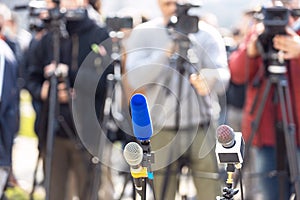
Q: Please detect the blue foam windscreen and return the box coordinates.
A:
[130,93,153,141]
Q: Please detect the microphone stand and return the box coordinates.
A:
[44,4,69,200]
[139,140,155,200]
[217,164,240,200]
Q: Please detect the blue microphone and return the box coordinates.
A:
[130,93,153,141]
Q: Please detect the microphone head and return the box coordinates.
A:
[123,142,143,166]
[216,125,235,148]
[130,93,153,141]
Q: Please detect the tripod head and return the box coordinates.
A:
[103,16,134,125]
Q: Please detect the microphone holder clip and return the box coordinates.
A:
[135,140,156,200]
[140,140,155,171]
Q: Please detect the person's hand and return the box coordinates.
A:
[40,80,49,101]
[44,62,56,78]
[246,23,264,58]
[42,62,70,102]
[189,72,214,96]
[190,73,209,96]
[273,27,300,59]
[44,62,69,78]
[57,82,69,103]
[165,40,178,58]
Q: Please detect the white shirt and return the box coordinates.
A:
[125,18,230,128]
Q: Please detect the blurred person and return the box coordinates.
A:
[1,5,31,69]
[125,0,230,199]
[226,9,259,132]
[0,3,22,190]
[20,9,47,196]
[229,0,300,199]
[0,5,20,56]
[87,0,105,27]
[224,9,260,200]
[0,7,19,198]
[21,0,48,148]
[0,37,19,200]
[26,0,111,199]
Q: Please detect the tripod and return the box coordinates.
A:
[159,34,193,200]
[90,29,134,200]
[244,61,300,199]
[43,3,70,200]
[158,33,220,199]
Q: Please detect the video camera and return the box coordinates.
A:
[15,0,85,32]
[105,16,133,32]
[257,5,292,74]
[167,3,200,34]
[262,6,289,36]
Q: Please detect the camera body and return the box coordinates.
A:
[263,6,289,36]
[257,6,290,74]
[106,17,133,32]
[25,0,86,32]
[168,3,200,34]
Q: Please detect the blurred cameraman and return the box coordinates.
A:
[229,0,300,199]
[125,0,230,199]
[26,0,111,199]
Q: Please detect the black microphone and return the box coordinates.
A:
[215,125,245,164]
[123,142,147,194]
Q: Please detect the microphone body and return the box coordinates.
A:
[215,125,245,164]
[130,93,153,141]
[123,142,148,191]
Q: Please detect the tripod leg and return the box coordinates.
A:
[275,121,287,200]
[277,82,300,199]
[248,79,273,149]
[116,173,134,200]
[160,163,170,199]
[240,78,273,184]
[45,76,58,200]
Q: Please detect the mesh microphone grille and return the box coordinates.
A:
[216,125,234,146]
[123,142,143,166]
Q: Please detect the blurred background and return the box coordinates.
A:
[3,0,267,30]
[0,0,271,199]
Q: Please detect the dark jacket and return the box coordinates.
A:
[0,39,19,166]
[26,10,111,146]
